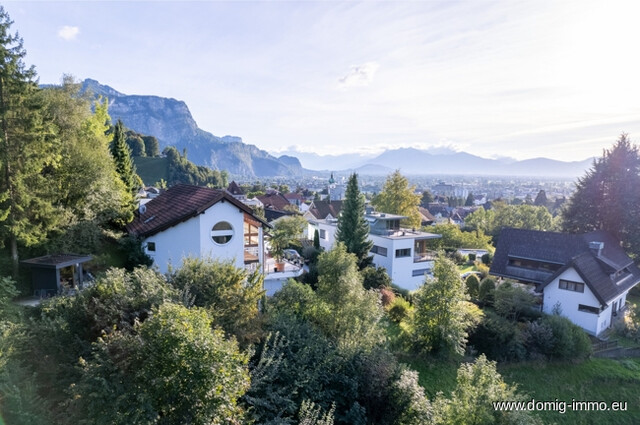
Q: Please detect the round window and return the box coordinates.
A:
[211,221,234,245]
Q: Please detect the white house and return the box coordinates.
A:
[490,228,640,336]
[127,184,270,274]
[307,209,441,291]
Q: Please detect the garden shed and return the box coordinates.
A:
[21,254,92,297]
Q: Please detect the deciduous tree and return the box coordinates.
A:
[169,257,265,345]
[433,355,542,425]
[412,255,472,356]
[372,170,421,228]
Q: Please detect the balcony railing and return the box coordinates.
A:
[414,250,437,263]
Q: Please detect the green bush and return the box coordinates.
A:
[468,310,526,362]
[541,315,592,361]
[387,296,412,323]
[478,278,496,306]
[361,266,391,290]
[494,283,541,322]
[468,253,476,262]
[481,253,492,265]
[465,274,480,299]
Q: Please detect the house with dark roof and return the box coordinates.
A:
[490,227,640,336]
[127,184,270,274]
[257,190,291,212]
[226,181,246,200]
[305,200,344,220]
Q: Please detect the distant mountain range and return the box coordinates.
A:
[80,79,302,178]
[80,79,592,179]
[279,147,593,178]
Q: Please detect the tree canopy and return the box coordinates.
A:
[563,134,640,258]
[372,170,421,228]
[412,255,475,356]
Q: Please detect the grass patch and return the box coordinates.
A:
[134,156,169,186]
[399,354,460,399]
[384,319,460,398]
[499,358,640,424]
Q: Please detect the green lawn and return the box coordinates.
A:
[499,358,640,425]
[134,156,169,186]
[384,319,640,424]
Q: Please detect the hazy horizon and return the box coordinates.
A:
[6,0,640,162]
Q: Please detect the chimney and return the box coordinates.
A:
[589,241,604,257]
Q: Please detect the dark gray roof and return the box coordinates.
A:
[21,254,92,269]
[490,227,640,305]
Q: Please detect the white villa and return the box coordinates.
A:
[306,208,441,290]
[127,184,270,274]
[490,228,640,336]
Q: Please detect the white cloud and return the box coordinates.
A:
[58,26,80,41]
[337,61,379,89]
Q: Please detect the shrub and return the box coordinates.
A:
[615,305,640,342]
[481,253,492,265]
[361,266,392,290]
[445,250,465,265]
[468,253,476,262]
[494,283,541,322]
[390,283,413,303]
[478,278,496,306]
[387,296,412,323]
[475,263,490,279]
[380,287,396,307]
[465,274,480,299]
[540,314,592,361]
[522,320,554,360]
[467,310,526,362]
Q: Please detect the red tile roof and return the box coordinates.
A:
[256,192,291,211]
[127,184,269,238]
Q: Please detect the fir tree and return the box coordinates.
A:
[335,173,373,269]
[110,119,140,194]
[0,7,60,277]
[562,134,640,258]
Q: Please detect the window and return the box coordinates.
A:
[508,257,562,272]
[147,242,156,252]
[578,304,600,314]
[371,245,388,257]
[559,279,584,293]
[396,248,411,258]
[244,222,259,246]
[412,268,429,277]
[319,229,327,239]
[211,221,234,245]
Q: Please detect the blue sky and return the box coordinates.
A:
[5,0,640,162]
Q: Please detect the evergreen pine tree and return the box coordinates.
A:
[465,192,475,206]
[110,119,140,194]
[0,7,60,277]
[335,173,373,269]
[534,189,548,207]
[563,134,640,258]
